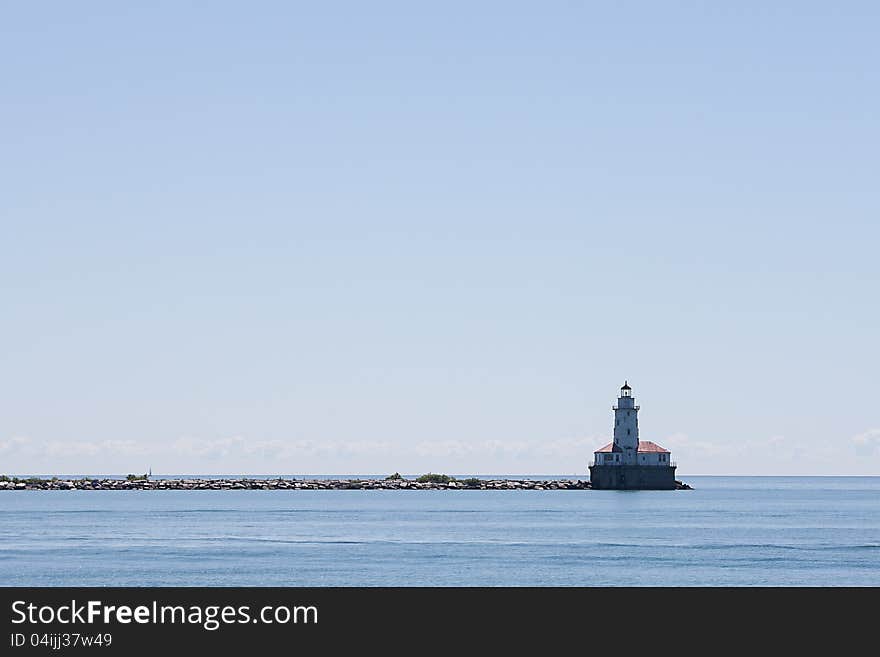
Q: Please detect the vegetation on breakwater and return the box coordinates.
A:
[416,473,453,484]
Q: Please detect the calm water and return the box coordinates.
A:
[2,476,879,586]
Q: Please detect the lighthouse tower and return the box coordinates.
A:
[613,381,639,464]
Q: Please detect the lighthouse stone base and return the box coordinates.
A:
[588,465,677,490]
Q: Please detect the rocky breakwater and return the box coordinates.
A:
[0,477,590,491]
[0,476,691,491]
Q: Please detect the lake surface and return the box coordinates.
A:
[2,476,878,586]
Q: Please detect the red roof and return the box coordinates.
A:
[637,441,670,453]
[594,440,669,454]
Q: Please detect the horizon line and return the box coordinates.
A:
[4,472,879,478]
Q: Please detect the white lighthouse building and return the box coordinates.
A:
[589,382,676,489]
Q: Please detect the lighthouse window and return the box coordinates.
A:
[627,429,630,435]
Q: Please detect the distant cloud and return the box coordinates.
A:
[852,429,880,454]
[43,440,151,458]
[414,436,608,459]
[660,432,728,457]
[43,441,101,457]
[660,432,690,448]
[415,440,481,458]
[164,435,610,463]
[536,436,608,457]
[4,425,874,474]
[0,436,30,454]
[172,436,285,460]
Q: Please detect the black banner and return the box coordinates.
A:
[1,587,873,653]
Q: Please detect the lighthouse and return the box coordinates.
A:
[589,382,677,490]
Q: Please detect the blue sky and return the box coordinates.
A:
[2,1,878,475]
